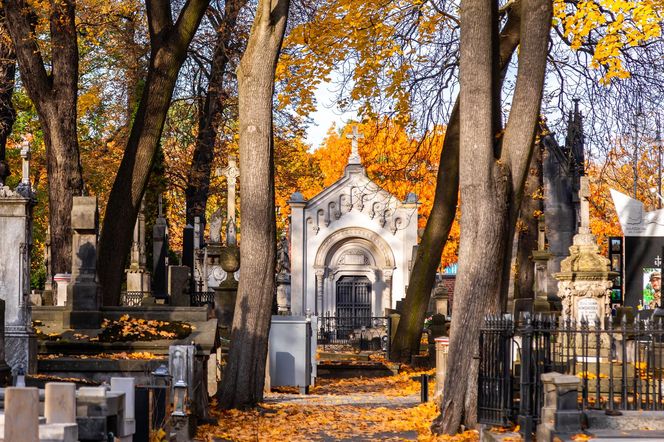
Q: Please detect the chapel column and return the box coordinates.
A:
[315,268,325,315]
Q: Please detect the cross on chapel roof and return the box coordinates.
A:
[346,126,364,165]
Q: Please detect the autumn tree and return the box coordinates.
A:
[184,0,248,226]
[4,0,84,276]
[218,0,290,409]
[0,8,15,185]
[432,0,552,433]
[98,0,210,306]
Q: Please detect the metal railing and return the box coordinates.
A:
[191,291,215,307]
[477,312,664,439]
[318,314,390,353]
[120,291,150,307]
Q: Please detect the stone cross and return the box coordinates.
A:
[221,156,240,223]
[220,156,240,246]
[346,126,364,165]
[579,176,590,234]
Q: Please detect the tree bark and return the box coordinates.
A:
[389,1,523,363]
[218,0,290,409]
[0,8,15,186]
[433,0,552,434]
[5,0,84,276]
[97,0,210,306]
[185,0,246,226]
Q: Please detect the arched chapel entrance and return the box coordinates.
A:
[314,227,396,316]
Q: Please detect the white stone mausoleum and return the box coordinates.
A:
[288,129,419,318]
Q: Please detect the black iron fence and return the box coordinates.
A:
[190,290,215,307]
[318,314,390,353]
[120,291,150,307]
[478,312,664,438]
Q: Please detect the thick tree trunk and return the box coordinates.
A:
[5,0,84,276]
[433,0,551,434]
[97,0,209,306]
[389,3,523,363]
[0,10,16,185]
[185,0,246,226]
[218,0,290,409]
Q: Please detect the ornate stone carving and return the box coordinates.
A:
[338,249,369,266]
[314,227,396,268]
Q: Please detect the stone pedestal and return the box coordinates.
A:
[276,272,291,315]
[554,231,616,321]
[0,184,37,376]
[126,270,151,293]
[152,199,168,298]
[53,273,71,307]
[64,197,102,329]
[214,280,237,339]
[434,337,449,405]
[432,283,449,316]
[537,372,582,442]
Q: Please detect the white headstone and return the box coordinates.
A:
[44,382,76,424]
[5,387,39,442]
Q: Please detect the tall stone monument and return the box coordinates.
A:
[153,195,169,298]
[64,197,102,329]
[0,141,37,375]
[213,156,240,336]
[126,197,151,296]
[555,177,616,321]
[276,233,291,314]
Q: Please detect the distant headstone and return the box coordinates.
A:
[126,197,151,296]
[64,197,102,329]
[168,266,190,307]
[152,195,169,298]
[53,273,71,307]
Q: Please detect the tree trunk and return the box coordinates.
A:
[433,0,552,434]
[185,0,246,226]
[5,0,84,276]
[97,0,210,306]
[389,2,523,363]
[0,9,16,186]
[218,0,290,409]
[513,140,543,306]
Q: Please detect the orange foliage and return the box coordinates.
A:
[197,372,477,442]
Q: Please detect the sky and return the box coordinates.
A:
[304,82,357,150]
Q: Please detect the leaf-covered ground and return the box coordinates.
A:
[196,370,479,441]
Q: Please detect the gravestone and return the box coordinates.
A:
[555,177,616,321]
[152,195,169,298]
[44,382,76,424]
[168,266,190,307]
[0,143,37,375]
[64,197,102,329]
[125,197,151,297]
[43,226,53,300]
[5,386,39,442]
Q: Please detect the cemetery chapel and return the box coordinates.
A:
[288,127,419,318]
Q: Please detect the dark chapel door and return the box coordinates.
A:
[336,276,372,338]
